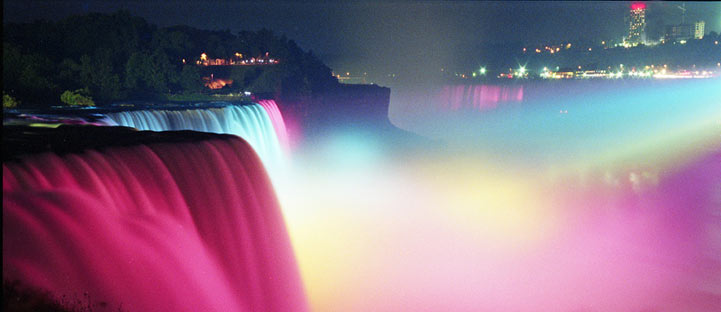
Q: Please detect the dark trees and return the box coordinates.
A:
[3,11,338,107]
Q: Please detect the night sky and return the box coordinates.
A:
[4,1,720,84]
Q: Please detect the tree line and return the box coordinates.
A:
[3,10,338,108]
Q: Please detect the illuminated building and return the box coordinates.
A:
[626,3,646,46]
[694,21,705,39]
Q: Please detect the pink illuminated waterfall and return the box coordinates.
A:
[2,133,307,311]
[438,85,524,111]
[257,99,290,152]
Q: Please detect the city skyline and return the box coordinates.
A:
[4,1,720,85]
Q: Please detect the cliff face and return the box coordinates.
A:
[312,84,392,124]
[273,84,392,138]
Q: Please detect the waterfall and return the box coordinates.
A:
[437,84,524,111]
[3,128,307,311]
[101,103,285,175]
[257,99,290,153]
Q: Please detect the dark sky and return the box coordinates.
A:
[4,1,720,84]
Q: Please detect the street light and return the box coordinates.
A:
[480,67,487,75]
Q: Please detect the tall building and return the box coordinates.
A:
[694,21,705,39]
[627,2,647,46]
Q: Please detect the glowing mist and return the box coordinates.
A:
[280,79,721,311]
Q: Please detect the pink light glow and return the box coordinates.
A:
[258,99,291,153]
[437,85,524,111]
[3,137,307,311]
[281,148,721,311]
[631,3,646,11]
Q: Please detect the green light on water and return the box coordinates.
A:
[29,123,63,128]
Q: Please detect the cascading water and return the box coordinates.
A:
[257,100,290,153]
[2,126,307,311]
[437,84,524,111]
[101,102,286,177]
